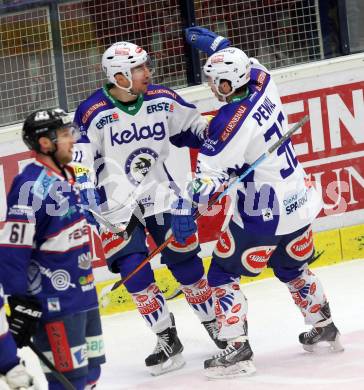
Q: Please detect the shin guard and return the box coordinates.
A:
[213,280,248,341]
[131,283,172,334]
[286,266,329,325]
[181,276,215,323]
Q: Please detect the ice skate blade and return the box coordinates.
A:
[302,334,344,353]
[149,353,185,376]
[205,360,256,379]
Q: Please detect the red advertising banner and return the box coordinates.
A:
[0,80,363,267]
[284,81,364,218]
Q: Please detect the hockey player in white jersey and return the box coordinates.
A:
[170,27,343,378]
[73,41,222,375]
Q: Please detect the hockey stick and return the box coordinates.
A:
[28,341,76,390]
[111,115,309,291]
[87,203,145,240]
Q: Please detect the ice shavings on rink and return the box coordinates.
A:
[20,259,364,389]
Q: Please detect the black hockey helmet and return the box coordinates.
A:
[22,108,73,152]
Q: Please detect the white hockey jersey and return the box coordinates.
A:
[192,61,322,235]
[73,84,208,224]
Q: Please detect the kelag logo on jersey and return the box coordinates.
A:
[95,112,119,129]
[146,102,174,114]
[110,122,166,145]
[125,148,158,185]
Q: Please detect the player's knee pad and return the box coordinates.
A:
[213,280,248,340]
[168,255,204,285]
[273,263,305,283]
[285,266,327,324]
[131,283,171,333]
[115,253,154,293]
[86,365,101,388]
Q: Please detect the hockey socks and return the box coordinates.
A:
[131,283,171,334]
[181,276,215,322]
[286,266,328,325]
[286,269,343,352]
[181,276,227,348]
[213,280,248,341]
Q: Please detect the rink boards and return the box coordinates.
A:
[96,222,364,315]
[0,53,363,315]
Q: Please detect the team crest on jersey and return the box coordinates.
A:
[213,227,235,258]
[125,148,158,186]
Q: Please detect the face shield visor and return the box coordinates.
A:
[54,123,81,144]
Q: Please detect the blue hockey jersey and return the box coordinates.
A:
[0,161,98,320]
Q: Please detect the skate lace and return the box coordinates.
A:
[304,327,320,339]
[212,344,236,359]
[204,321,218,339]
[153,333,173,356]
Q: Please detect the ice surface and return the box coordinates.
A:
[21,260,364,389]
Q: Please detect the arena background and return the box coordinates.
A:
[0,0,363,315]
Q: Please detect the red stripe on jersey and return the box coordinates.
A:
[0,244,32,248]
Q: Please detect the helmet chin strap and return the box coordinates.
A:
[212,78,235,102]
[41,142,68,180]
[215,88,234,103]
[114,78,138,97]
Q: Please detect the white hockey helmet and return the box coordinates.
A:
[203,47,251,98]
[102,41,149,93]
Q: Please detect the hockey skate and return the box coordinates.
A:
[202,319,227,349]
[145,313,185,376]
[299,321,344,352]
[204,337,256,379]
[299,302,344,353]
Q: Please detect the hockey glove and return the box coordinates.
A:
[7,295,42,348]
[5,362,35,389]
[77,173,101,228]
[170,198,197,244]
[185,26,230,56]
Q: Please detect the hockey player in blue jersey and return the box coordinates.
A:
[0,109,105,389]
[72,41,222,375]
[170,27,343,378]
[0,283,36,389]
